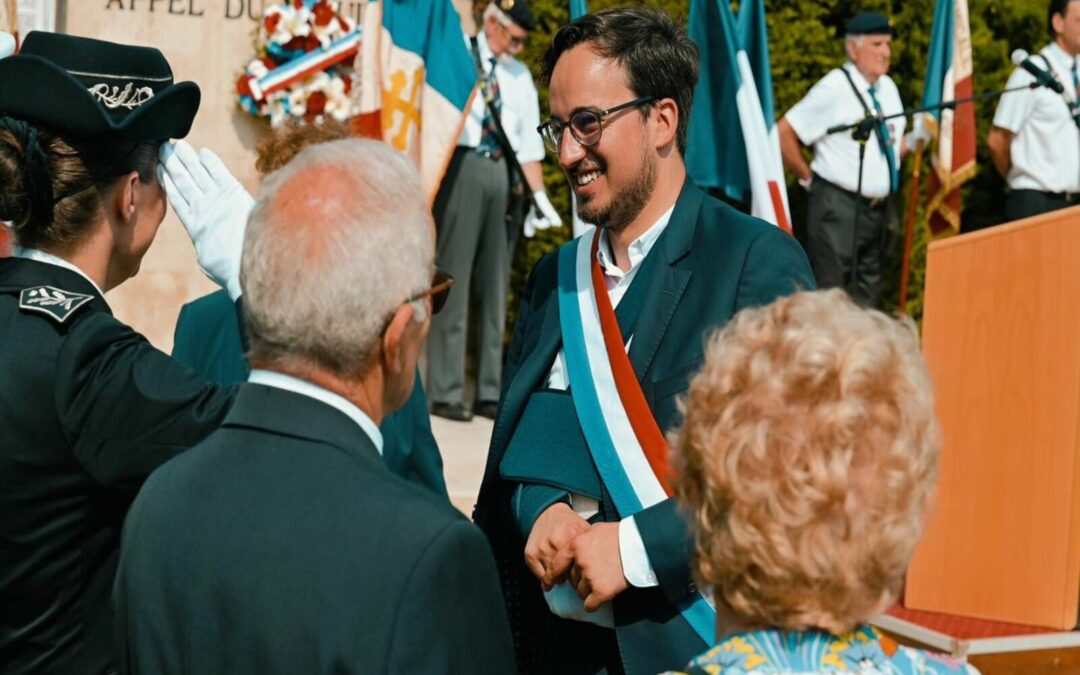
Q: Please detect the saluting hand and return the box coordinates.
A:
[524,502,589,590]
[158,140,254,300]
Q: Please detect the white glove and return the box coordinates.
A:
[905,112,934,153]
[0,32,15,59]
[158,140,253,300]
[523,190,563,238]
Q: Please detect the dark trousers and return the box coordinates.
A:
[1005,189,1080,223]
[805,176,895,308]
[427,149,510,406]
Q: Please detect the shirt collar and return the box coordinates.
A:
[248,369,384,456]
[843,61,876,92]
[1044,42,1078,72]
[12,246,106,297]
[476,30,496,69]
[596,205,675,279]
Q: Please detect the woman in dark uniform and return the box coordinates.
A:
[0,33,239,673]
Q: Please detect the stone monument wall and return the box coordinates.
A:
[60,0,472,352]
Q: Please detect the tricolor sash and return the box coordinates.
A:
[557,228,716,644]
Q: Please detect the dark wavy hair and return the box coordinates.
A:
[0,118,158,250]
[540,6,699,154]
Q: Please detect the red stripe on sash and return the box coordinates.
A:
[589,235,673,496]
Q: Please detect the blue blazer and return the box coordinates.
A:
[172,290,448,499]
[473,181,816,675]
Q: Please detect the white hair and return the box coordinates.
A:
[240,138,433,375]
[483,2,510,26]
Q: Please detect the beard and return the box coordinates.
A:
[575,144,657,233]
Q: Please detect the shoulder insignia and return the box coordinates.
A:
[19,286,95,324]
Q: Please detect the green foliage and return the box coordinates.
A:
[509,0,1049,327]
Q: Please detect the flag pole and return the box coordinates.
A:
[898,139,925,314]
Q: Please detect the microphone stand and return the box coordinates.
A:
[824,80,1046,306]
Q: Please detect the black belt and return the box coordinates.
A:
[813,173,891,209]
[454,145,503,161]
[1010,188,1080,202]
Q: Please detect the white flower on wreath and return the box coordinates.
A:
[267,4,312,46]
[323,74,354,121]
[247,58,270,79]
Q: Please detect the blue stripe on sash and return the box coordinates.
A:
[556,236,716,646]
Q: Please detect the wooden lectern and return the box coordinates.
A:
[905,205,1080,630]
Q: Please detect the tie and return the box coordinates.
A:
[476,56,504,160]
[1072,60,1078,95]
[868,84,899,194]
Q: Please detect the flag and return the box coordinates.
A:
[922,0,975,237]
[569,0,588,20]
[351,0,477,203]
[686,0,790,231]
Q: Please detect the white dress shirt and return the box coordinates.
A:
[248,369,384,456]
[785,63,906,198]
[458,30,546,164]
[993,42,1080,193]
[12,246,105,297]
[545,206,675,592]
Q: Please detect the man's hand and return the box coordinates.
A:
[158,140,254,300]
[524,502,589,589]
[561,522,629,611]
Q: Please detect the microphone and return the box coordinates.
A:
[1011,49,1065,93]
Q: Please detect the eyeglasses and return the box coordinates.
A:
[536,96,656,155]
[407,269,454,316]
[497,19,527,49]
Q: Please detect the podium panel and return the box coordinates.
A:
[906,206,1080,629]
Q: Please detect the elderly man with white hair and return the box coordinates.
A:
[113,138,515,674]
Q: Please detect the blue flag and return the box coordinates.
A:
[570,0,588,20]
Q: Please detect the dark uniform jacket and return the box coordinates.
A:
[0,258,235,674]
[171,289,449,498]
[472,181,816,675]
[114,384,515,674]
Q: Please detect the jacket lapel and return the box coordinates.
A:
[627,180,702,381]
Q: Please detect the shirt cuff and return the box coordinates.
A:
[618,516,659,588]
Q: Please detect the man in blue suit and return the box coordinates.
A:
[472,8,816,674]
[171,121,447,499]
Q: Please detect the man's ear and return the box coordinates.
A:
[380,303,415,376]
[110,170,141,226]
[652,98,680,152]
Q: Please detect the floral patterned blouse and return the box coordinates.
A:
[662,625,979,674]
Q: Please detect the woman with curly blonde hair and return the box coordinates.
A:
[665,289,977,674]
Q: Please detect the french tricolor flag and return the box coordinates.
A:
[686,0,791,233]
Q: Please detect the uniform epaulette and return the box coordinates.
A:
[18,285,95,324]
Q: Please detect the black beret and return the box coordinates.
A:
[496,0,535,32]
[845,11,893,36]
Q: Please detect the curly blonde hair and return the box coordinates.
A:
[672,289,940,635]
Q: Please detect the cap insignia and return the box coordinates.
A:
[87,82,155,110]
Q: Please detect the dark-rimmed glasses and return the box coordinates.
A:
[408,270,454,316]
[536,96,656,155]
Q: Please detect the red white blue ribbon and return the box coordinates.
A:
[248,28,362,102]
[557,228,715,644]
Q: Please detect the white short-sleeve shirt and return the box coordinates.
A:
[458,31,546,165]
[992,42,1080,193]
[784,63,906,198]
